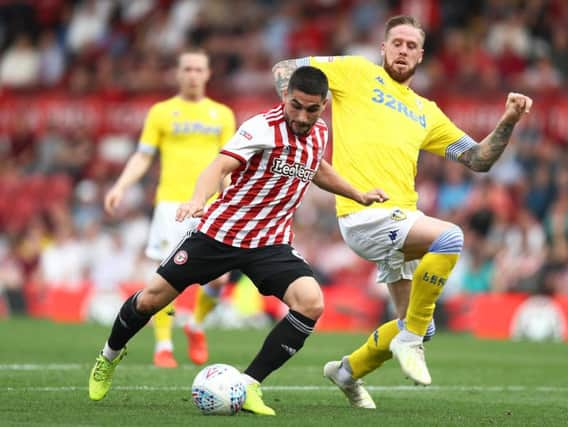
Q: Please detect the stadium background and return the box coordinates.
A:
[0,0,567,341]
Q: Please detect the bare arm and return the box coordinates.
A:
[272,59,301,99]
[313,159,388,205]
[105,151,153,215]
[176,154,241,221]
[458,92,533,172]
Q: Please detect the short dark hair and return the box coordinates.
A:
[385,15,425,45]
[288,66,328,99]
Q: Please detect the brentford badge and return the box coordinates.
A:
[173,250,188,265]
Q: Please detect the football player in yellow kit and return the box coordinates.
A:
[273,15,532,407]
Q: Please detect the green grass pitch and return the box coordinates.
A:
[1,317,567,426]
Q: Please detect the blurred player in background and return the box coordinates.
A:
[273,15,532,407]
[104,49,235,368]
[89,66,389,414]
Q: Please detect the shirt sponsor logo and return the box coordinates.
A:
[172,121,221,135]
[371,87,427,128]
[270,158,316,183]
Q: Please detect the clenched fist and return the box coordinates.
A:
[503,92,533,124]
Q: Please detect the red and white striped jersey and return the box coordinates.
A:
[198,104,328,248]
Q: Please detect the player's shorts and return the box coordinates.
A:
[157,231,315,299]
[145,202,200,261]
[338,207,424,284]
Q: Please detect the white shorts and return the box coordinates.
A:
[145,202,200,261]
[338,207,424,284]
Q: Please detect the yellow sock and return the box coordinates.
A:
[194,287,218,324]
[154,303,175,344]
[347,319,400,379]
[406,252,458,336]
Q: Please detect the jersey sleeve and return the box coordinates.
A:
[303,56,367,97]
[220,116,271,164]
[138,104,162,155]
[218,105,236,150]
[421,101,477,160]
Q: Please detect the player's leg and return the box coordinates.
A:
[241,274,323,416]
[145,203,180,367]
[323,273,412,409]
[390,216,463,385]
[153,302,177,368]
[89,273,179,400]
[184,273,228,364]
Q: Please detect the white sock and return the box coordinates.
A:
[155,340,173,353]
[241,373,259,386]
[186,315,203,332]
[102,342,122,362]
[397,328,424,343]
[337,356,355,384]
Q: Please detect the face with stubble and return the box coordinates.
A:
[381,24,424,84]
[283,89,328,136]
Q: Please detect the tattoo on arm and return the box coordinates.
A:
[458,120,515,172]
[272,60,299,98]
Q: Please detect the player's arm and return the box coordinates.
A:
[176,154,241,221]
[105,151,154,215]
[272,59,302,99]
[458,92,533,172]
[313,159,388,206]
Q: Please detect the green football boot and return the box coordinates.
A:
[88,348,127,401]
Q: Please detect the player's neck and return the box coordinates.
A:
[179,91,206,102]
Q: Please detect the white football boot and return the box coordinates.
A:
[389,334,432,385]
[323,360,376,409]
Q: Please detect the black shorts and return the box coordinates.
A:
[157,231,315,300]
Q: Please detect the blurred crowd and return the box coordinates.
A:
[1,0,568,317]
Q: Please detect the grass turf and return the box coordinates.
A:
[1,317,567,426]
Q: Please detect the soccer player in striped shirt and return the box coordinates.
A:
[103,50,235,368]
[272,15,532,408]
[88,66,388,415]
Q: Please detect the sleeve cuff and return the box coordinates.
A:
[445,135,477,161]
[220,150,246,164]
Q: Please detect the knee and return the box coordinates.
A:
[135,291,162,315]
[293,293,324,320]
[430,225,464,254]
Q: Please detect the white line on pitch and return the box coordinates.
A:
[2,385,568,392]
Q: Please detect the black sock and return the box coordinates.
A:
[244,310,316,382]
[107,292,152,350]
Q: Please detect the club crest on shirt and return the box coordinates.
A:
[173,250,188,265]
[390,209,407,221]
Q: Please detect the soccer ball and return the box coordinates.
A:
[191,364,247,415]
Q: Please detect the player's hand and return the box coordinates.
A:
[359,189,389,206]
[104,186,125,216]
[176,201,205,222]
[503,92,533,124]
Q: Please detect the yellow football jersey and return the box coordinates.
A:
[308,56,467,215]
[139,96,235,203]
